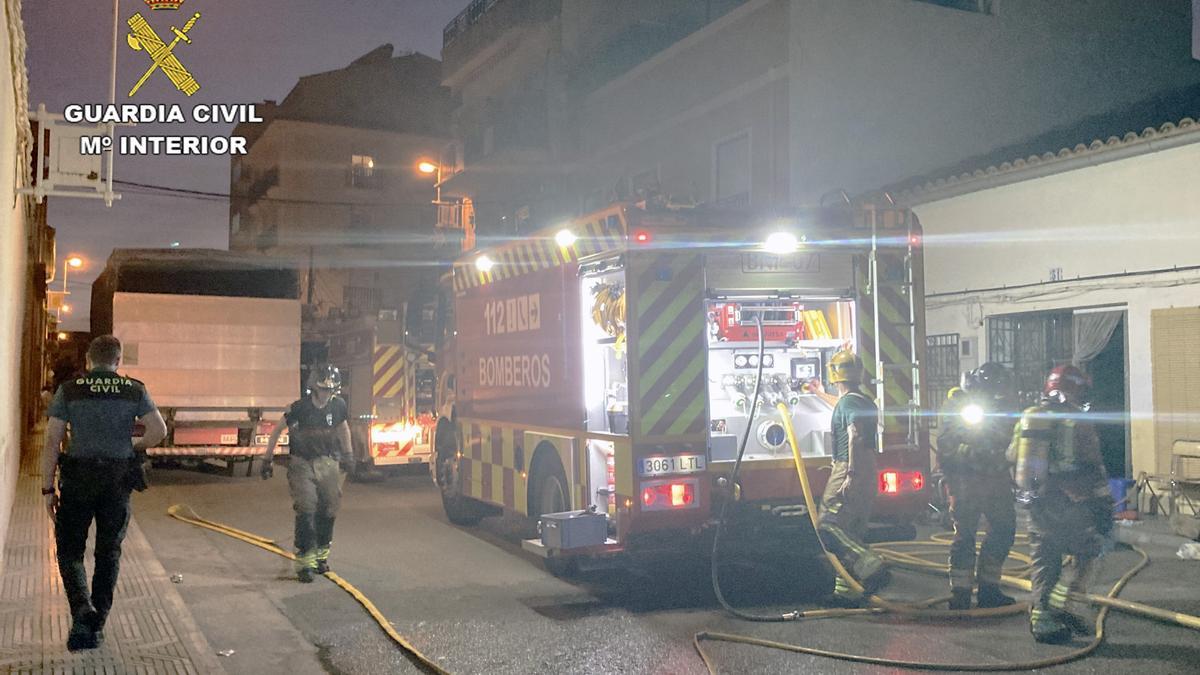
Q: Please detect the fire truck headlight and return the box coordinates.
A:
[764,231,800,254]
[961,404,985,426]
[554,228,577,247]
[475,255,495,272]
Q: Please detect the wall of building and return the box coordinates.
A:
[0,0,30,572]
[914,139,1200,478]
[789,0,1200,204]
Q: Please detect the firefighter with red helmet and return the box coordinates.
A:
[262,364,354,582]
[936,362,1018,610]
[813,349,890,606]
[1011,364,1112,643]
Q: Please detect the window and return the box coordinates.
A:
[913,0,993,14]
[350,154,376,188]
[714,132,750,207]
[926,333,961,428]
[988,310,1073,405]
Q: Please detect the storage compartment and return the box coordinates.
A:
[581,262,629,434]
[706,297,857,461]
[540,510,609,549]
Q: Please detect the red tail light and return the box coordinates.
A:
[640,480,698,511]
[633,230,652,244]
[879,470,924,495]
[881,471,900,494]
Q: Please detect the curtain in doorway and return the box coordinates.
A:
[1073,311,1123,367]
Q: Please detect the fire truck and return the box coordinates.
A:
[428,203,929,571]
[324,311,437,472]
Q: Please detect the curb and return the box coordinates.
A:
[1113,523,1193,550]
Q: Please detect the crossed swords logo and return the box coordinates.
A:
[126,12,201,97]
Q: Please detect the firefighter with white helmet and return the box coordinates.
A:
[262,364,353,582]
[809,349,889,606]
[936,362,1018,610]
[1011,364,1112,643]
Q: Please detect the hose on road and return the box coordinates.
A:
[694,401,1200,672]
[167,504,450,675]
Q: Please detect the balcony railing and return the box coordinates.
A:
[444,0,502,47]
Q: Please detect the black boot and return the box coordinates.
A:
[1031,609,1071,644]
[948,588,972,610]
[66,608,100,651]
[976,584,1016,608]
[1056,610,1092,636]
[297,568,315,584]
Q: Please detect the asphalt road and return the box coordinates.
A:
[132,464,1200,674]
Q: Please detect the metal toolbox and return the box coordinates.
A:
[540,510,608,550]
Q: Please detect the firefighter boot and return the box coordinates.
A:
[1056,610,1092,636]
[295,550,317,583]
[315,546,331,575]
[1030,608,1071,644]
[948,588,973,611]
[823,576,867,609]
[66,607,100,652]
[976,584,1016,609]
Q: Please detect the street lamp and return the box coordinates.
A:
[57,255,85,321]
[417,160,441,204]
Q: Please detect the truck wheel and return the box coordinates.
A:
[436,419,484,526]
[530,453,578,577]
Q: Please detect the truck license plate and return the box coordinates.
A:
[640,454,706,477]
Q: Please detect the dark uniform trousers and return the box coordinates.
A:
[947,473,1016,590]
[1028,492,1106,623]
[819,459,885,596]
[288,454,343,570]
[55,457,133,622]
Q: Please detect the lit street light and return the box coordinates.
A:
[57,254,85,321]
[417,160,442,204]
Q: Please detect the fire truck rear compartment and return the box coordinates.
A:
[706,297,857,463]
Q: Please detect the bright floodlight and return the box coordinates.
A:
[66,256,84,268]
[554,229,577,247]
[417,161,438,174]
[961,403,984,426]
[61,304,71,314]
[475,255,495,273]
[763,232,799,254]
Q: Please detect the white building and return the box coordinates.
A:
[900,116,1200,482]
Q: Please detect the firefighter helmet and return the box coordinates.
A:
[1044,364,1088,400]
[827,349,863,385]
[307,364,342,392]
[963,362,1013,399]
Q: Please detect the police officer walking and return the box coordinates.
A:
[809,349,889,606]
[1011,365,1113,643]
[261,364,353,582]
[41,335,166,651]
[936,362,1018,610]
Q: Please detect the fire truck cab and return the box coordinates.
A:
[429,203,928,571]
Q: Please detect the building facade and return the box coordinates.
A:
[230,46,453,318]
[903,117,1200,483]
[438,0,1200,236]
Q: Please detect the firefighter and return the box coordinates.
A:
[936,362,1018,610]
[1011,365,1112,644]
[810,349,889,606]
[261,364,353,582]
[41,335,167,650]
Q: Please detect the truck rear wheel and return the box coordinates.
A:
[530,452,579,577]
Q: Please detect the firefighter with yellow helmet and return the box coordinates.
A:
[1011,364,1112,643]
[936,362,1018,610]
[810,349,889,606]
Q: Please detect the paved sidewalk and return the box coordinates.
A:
[0,451,224,674]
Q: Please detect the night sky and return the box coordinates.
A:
[23,0,465,330]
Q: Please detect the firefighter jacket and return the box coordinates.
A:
[936,393,1015,477]
[1009,399,1107,504]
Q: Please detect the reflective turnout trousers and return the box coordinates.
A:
[288,455,343,571]
[54,457,133,626]
[1028,495,1102,637]
[947,474,1016,592]
[819,460,885,597]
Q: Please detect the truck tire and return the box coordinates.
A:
[530,452,579,577]
[435,419,485,526]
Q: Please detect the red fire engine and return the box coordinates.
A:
[427,203,929,572]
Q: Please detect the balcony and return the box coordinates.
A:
[442,0,561,81]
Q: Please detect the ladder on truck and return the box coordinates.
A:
[867,204,921,452]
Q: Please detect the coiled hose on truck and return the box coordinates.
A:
[700,316,1200,670]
